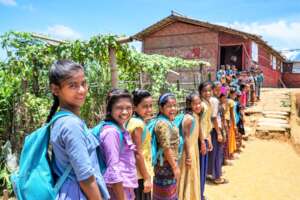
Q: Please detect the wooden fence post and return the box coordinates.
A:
[3,189,8,200]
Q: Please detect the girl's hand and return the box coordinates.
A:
[208,140,213,152]
[200,141,207,155]
[217,133,223,143]
[173,165,181,183]
[143,177,152,193]
[185,155,192,167]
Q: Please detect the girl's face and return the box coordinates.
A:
[160,98,177,121]
[230,92,237,100]
[51,70,88,111]
[213,85,222,97]
[134,96,153,121]
[220,96,227,104]
[111,98,133,126]
[191,95,202,114]
[201,85,212,100]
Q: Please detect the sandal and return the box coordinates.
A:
[213,178,229,185]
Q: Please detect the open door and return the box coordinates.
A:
[220,45,243,71]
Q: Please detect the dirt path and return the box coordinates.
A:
[205,137,300,200]
[205,89,300,200]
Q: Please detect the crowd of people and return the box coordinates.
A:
[23,60,265,200]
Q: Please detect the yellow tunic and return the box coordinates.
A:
[127,117,153,179]
[178,113,201,200]
[200,100,212,140]
[227,99,237,154]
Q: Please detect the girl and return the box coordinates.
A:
[198,82,213,200]
[126,89,153,200]
[235,92,246,149]
[152,93,180,200]
[98,89,138,200]
[178,92,202,200]
[208,82,228,184]
[219,93,230,165]
[48,60,109,200]
[228,88,238,159]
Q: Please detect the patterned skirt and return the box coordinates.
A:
[153,162,177,200]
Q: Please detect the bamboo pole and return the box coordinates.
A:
[109,47,118,88]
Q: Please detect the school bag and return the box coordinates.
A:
[10,111,73,200]
[147,114,190,166]
[91,120,124,174]
[173,113,195,160]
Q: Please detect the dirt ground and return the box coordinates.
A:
[205,136,300,200]
[206,88,300,200]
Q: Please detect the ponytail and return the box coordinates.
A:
[46,95,59,123]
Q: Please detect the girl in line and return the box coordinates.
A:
[127,89,153,200]
[198,82,213,200]
[219,93,230,166]
[98,89,138,200]
[228,88,238,159]
[208,82,228,184]
[178,92,202,200]
[49,60,109,200]
[152,93,180,200]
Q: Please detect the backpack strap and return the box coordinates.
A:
[50,111,82,192]
[53,164,72,193]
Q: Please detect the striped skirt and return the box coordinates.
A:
[153,162,177,200]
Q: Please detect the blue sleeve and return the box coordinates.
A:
[60,117,94,181]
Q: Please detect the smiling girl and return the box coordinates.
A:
[126,89,153,200]
[49,60,109,200]
[97,89,138,200]
[178,92,202,200]
[152,93,180,200]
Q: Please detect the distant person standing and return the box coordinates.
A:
[216,65,226,81]
[256,70,264,100]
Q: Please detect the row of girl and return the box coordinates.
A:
[47,60,245,200]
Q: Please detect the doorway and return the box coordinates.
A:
[220,45,243,71]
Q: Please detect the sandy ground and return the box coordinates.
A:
[205,137,300,200]
[206,88,300,200]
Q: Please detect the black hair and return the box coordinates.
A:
[105,89,133,122]
[198,81,212,96]
[185,92,199,114]
[46,60,84,123]
[220,93,226,98]
[157,93,176,115]
[229,87,237,95]
[240,83,246,91]
[132,89,151,106]
[158,93,175,107]
[212,81,221,89]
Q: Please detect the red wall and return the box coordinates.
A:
[141,21,285,87]
[260,65,281,87]
[143,21,219,79]
[218,32,252,70]
[282,73,300,88]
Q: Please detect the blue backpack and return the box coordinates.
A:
[10,111,73,200]
[91,121,124,174]
[147,115,180,166]
[173,113,195,160]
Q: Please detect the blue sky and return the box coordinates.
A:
[1,0,300,59]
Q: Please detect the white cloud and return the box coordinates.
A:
[47,25,81,40]
[21,4,34,12]
[0,0,17,6]
[218,20,300,50]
